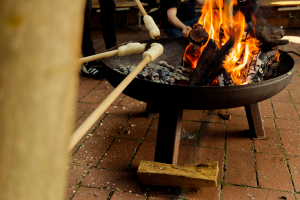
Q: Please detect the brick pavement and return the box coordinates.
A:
[66,26,300,200]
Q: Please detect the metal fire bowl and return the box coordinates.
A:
[103,37,295,110]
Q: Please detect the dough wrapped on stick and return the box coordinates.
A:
[69,43,163,151]
[143,43,163,61]
[144,15,160,40]
[118,42,146,56]
[79,43,146,63]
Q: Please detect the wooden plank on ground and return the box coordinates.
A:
[260,0,300,7]
[137,161,218,188]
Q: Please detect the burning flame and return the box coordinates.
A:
[184,0,263,85]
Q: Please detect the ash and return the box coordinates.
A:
[114,61,192,85]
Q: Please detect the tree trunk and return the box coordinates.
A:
[0,0,85,200]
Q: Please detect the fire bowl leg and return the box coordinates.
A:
[244,103,268,139]
[154,107,183,165]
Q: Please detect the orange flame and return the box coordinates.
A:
[275,49,281,62]
[184,0,261,85]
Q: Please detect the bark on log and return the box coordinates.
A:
[0,1,84,200]
[188,39,218,86]
[190,31,237,86]
[250,26,289,47]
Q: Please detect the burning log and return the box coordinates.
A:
[183,24,209,69]
[188,39,218,86]
[189,27,240,86]
[248,26,289,48]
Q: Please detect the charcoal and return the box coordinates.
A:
[158,61,174,70]
[218,70,233,86]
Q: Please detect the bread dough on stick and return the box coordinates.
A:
[143,43,163,62]
[144,15,160,39]
[118,42,146,56]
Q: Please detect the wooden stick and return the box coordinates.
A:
[134,0,147,16]
[69,56,151,150]
[79,50,118,63]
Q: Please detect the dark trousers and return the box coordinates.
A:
[82,0,117,57]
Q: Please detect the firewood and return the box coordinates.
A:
[183,25,209,68]
[190,29,238,86]
[188,39,219,86]
[137,161,218,188]
[248,26,289,47]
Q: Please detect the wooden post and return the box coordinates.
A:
[0,0,85,200]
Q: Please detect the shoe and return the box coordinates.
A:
[81,60,105,79]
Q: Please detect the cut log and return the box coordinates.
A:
[183,25,209,69]
[137,161,218,188]
[190,29,238,86]
[249,26,289,47]
[188,39,218,86]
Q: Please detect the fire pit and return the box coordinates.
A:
[103,37,297,165]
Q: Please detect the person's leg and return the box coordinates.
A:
[164,26,184,37]
[98,0,117,50]
[182,17,199,29]
[82,0,96,57]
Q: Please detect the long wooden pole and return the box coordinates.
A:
[134,0,148,16]
[79,50,118,63]
[69,56,151,150]
[0,0,84,200]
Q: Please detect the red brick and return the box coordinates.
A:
[254,128,284,154]
[147,186,183,198]
[290,73,300,84]
[280,129,300,156]
[198,113,224,123]
[259,99,274,118]
[287,156,300,192]
[99,139,140,170]
[72,136,114,166]
[65,185,77,200]
[198,122,225,149]
[111,191,147,200]
[119,96,143,107]
[72,187,111,200]
[129,141,155,172]
[286,83,300,90]
[222,185,295,200]
[256,153,293,191]
[203,109,217,114]
[147,197,168,200]
[144,118,158,142]
[290,90,300,104]
[296,193,300,200]
[77,103,90,111]
[275,118,300,130]
[130,106,147,117]
[226,125,253,151]
[262,117,275,129]
[93,114,128,137]
[224,150,256,186]
[296,104,300,116]
[177,145,224,183]
[106,105,132,115]
[119,116,152,140]
[76,111,85,121]
[181,185,221,200]
[80,81,113,103]
[180,121,201,146]
[273,101,299,119]
[182,110,203,121]
[225,115,249,126]
[81,168,147,194]
[79,75,88,85]
[67,165,90,185]
[77,79,101,101]
[111,94,126,106]
[271,90,292,103]
[226,107,246,116]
